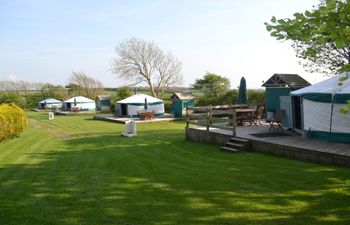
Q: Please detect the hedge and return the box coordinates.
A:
[0,103,28,142]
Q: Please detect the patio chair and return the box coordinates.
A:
[266,109,285,132]
[137,111,145,120]
[250,106,265,126]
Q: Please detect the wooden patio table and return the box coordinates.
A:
[139,111,155,120]
[235,108,256,126]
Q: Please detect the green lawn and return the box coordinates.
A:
[0,112,350,225]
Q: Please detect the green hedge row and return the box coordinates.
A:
[0,104,28,142]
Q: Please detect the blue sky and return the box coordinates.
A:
[0,0,324,88]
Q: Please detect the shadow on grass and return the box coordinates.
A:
[0,129,350,225]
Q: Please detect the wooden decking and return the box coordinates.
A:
[187,124,350,167]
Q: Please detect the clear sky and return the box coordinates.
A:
[0,0,325,89]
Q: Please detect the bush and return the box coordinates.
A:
[163,100,172,113]
[195,89,265,107]
[196,90,238,106]
[116,87,132,100]
[0,103,28,142]
[247,90,265,106]
[0,92,26,108]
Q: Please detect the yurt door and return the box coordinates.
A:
[292,96,302,129]
[121,104,127,115]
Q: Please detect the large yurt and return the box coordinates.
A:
[115,94,165,117]
[37,98,62,109]
[62,96,96,111]
[290,73,350,142]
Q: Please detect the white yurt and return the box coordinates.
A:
[115,94,165,117]
[37,98,62,109]
[62,96,96,111]
[290,73,350,142]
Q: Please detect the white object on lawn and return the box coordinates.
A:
[48,112,55,120]
[122,120,137,137]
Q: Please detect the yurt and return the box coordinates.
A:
[290,73,350,142]
[37,98,62,109]
[62,96,96,111]
[115,94,165,117]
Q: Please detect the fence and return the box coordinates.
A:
[185,104,248,136]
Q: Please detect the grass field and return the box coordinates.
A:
[0,112,350,225]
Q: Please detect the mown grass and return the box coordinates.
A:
[0,112,349,225]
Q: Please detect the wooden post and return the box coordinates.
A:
[206,106,211,131]
[186,107,189,128]
[232,109,236,136]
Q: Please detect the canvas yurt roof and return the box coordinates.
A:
[117,94,163,104]
[291,73,350,103]
[38,98,61,104]
[64,96,95,103]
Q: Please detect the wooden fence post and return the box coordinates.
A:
[186,107,189,128]
[232,109,236,136]
[206,106,211,131]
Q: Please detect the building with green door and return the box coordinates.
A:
[262,74,310,119]
[96,95,111,112]
[171,92,195,118]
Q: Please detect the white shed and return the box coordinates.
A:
[115,94,165,117]
[62,96,96,112]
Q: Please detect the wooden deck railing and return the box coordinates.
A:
[185,105,247,136]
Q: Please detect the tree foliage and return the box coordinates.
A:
[112,38,182,97]
[193,73,230,98]
[115,86,132,101]
[265,0,350,74]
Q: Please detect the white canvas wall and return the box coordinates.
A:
[303,99,350,133]
[62,102,96,111]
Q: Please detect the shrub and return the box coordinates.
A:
[247,89,265,106]
[116,87,132,100]
[196,90,238,106]
[0,92,26,108]
[0,103,28,142]
[163,100,172,113]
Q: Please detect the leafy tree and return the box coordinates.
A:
[193,73,230,97]
[247,90,265,106]
[265,0,350,74]
[115,86,132,101]
[265,0,350,112]
[111,38,182,97]
[65,83,82,96]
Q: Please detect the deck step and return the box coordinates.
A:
[230,137,250,143]
[220,137,250,152]
[225,142,245,149]
[220,146,239,152]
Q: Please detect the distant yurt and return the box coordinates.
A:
[62,96,96,111]
[115,94,165,117]
[291,73,350,142]
[37,98,62,110]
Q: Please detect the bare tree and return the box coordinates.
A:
[69,72,105,99]
[111,38,182,97]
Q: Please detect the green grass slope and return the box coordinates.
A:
[0,112,349,225]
